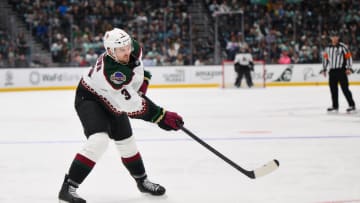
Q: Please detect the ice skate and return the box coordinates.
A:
[58,175,86,203]
[137,178,166,196]
[327,107,338,113]
[346,106,356,113]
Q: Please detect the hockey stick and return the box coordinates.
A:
[179,125,279,179]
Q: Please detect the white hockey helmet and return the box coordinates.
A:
[103,28,131,55]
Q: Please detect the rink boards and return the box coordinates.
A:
[1,64,360,92]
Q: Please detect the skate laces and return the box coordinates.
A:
[142,179,160,191]
[68,185,81,198]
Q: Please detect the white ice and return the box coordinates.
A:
[0,86,360,203]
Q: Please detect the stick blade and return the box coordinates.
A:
[253,159,279,178]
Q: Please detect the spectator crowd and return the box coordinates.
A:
[6,0,193,67]
[0,29,31,68]
[207,0,360,64]
[1,0,360,67]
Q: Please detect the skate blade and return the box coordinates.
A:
[347,110,357,114]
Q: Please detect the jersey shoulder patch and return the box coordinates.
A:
[104,55,134,89]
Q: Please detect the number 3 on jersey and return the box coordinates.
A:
[121,89,131,100]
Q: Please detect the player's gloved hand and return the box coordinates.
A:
[138,80,149,96]
[139,71,152,96]
[158,111,184,131]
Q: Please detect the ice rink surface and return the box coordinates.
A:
[0,86,359,203]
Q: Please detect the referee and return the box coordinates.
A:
[322,30,356,113]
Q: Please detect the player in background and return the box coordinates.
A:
[58,28,184,203]
[234,47,254,88]
[322,30,356,113]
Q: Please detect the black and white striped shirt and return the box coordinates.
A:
[322,42,352,70]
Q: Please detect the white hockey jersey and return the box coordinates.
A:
[81,40,150,116]
[234,53,253,66]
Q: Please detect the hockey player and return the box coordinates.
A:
[58,28,184,203]
[234,47,254,88]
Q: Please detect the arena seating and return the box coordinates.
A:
[1,0,359,67]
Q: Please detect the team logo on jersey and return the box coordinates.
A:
[110,72,126,84]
